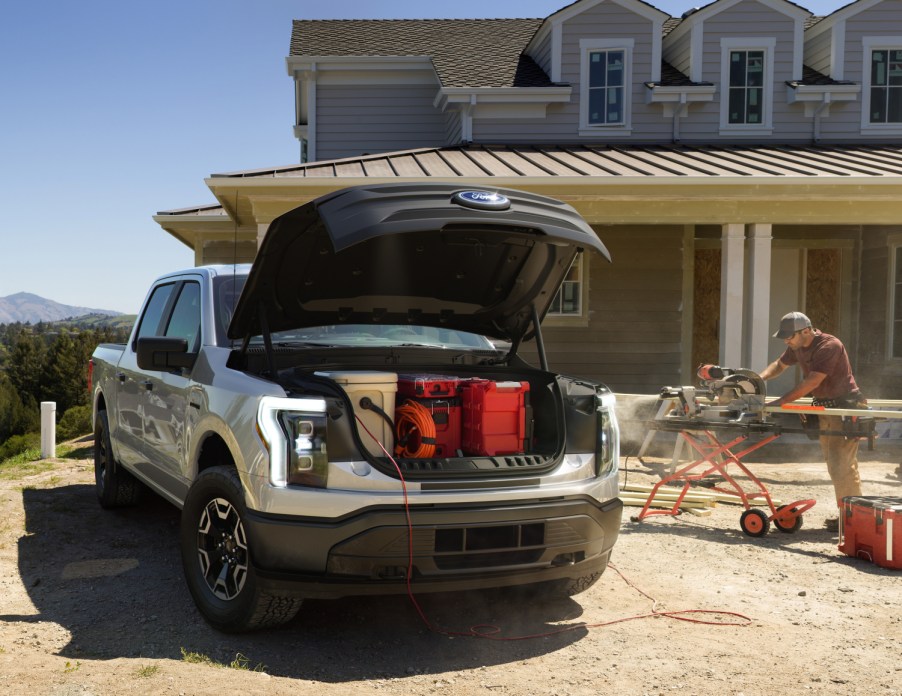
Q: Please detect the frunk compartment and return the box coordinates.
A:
[314,371,398,457]
[395,374,463,458]
[461,379,532,456]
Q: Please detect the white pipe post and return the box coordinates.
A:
[41,401,56,459]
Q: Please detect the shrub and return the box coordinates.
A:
[0,432,40,462]
[57,405,92,441]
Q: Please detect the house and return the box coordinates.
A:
[155,0,902,399]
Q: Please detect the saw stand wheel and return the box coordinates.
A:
[740,508,770,537]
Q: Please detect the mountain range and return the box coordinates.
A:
[0,292,122,324]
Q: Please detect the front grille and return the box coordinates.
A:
[391,453,556,476]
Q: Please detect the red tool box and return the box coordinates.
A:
[839,496,902,570]
[460,380,531,456]
[396,375,463,457]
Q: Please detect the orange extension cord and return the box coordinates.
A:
[394,399,437,458]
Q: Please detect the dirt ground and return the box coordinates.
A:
[1,435,900,696]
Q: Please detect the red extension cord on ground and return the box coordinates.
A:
[355,414,752,639]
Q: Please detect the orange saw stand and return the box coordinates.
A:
[632,427,815,537]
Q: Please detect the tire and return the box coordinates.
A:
[94,410,143,508]
[773,504,804,533]
[740,508,769,537]
[180,466,303,632]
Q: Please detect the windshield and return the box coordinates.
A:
[253,324,496,350]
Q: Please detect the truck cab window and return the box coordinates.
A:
[165,281,202,351]
[135,283,176,345]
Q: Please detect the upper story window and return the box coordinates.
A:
[719,38,775,135]
[861,38,902,135]
[588,50,625,125]
[579,38,634,137]
[869,49,902,124]
[728,50,765,124]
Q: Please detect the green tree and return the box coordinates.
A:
[7,330,47,406]
[0,375,37,443]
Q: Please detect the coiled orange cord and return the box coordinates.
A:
[394,400,437,458]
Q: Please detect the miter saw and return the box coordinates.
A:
[659,364,768,425]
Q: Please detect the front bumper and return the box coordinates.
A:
[244,495,623,599]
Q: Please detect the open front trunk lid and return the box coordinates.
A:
[228,183,609,344]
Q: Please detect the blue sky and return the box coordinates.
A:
[0,0,850,313]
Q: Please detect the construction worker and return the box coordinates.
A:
[759,311,867,532]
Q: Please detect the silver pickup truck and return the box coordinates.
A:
[90,183,622,632]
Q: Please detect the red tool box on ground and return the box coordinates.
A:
[460,379,531,456]
[396,375,462,457]
[839,496,902,570]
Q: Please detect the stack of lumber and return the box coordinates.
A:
[619,482,781,517]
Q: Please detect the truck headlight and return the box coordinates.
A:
[596,392,620,476]
[258,397,329,488]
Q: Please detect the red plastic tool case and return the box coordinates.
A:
[460,379,530,456]
[397,375,462,457]
[839,496,902,570]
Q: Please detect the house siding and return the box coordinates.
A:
[315,85,446,160]
[522,225,685,393]
[663,25,692,76]
[804,24,833,75]
[530,26,553,77]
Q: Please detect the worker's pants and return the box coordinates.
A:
[819,414,862,508]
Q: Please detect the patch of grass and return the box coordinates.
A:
[0,448,55,480]
[229,653,267,672]
[64,660,81,673]
[180,648,216,666]
[135,664,160,678]
[179,648,265,672]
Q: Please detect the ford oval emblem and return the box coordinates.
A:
[452,190,511,211]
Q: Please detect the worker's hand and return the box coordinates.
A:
[767,399,783,408]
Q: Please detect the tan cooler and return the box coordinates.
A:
[315,371,398,457]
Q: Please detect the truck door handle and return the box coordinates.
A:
[116,372,127,383]
[140,380,154,391]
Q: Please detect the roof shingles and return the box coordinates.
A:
[291,19,551,88]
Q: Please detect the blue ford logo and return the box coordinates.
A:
[452,190,511,211]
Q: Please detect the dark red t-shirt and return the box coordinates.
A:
[779,330,858,400]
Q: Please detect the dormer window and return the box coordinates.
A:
[588,50,625,125]
[869,49,902,124]
[579,38,634,136]
[861,38,902,135]
[728,50,765,124]
[719,38,775,135]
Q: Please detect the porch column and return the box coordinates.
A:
[746,224,772,371]
[720,224,745,367]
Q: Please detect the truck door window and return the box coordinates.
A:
[135,283,176,345]
[165,281,202,352]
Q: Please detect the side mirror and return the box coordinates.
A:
[136,336,195,371]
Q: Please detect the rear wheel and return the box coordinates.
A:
[94,409,143,508]
[180,466,303,632]
[773,505,804,533]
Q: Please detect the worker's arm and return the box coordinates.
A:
[759,358,787,382]
[769,371,827,408]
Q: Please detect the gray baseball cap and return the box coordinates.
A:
[773,311,811,338]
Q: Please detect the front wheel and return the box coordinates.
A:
[180,466,302,632]
[740,508,770,537]
[773,504,804,533]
